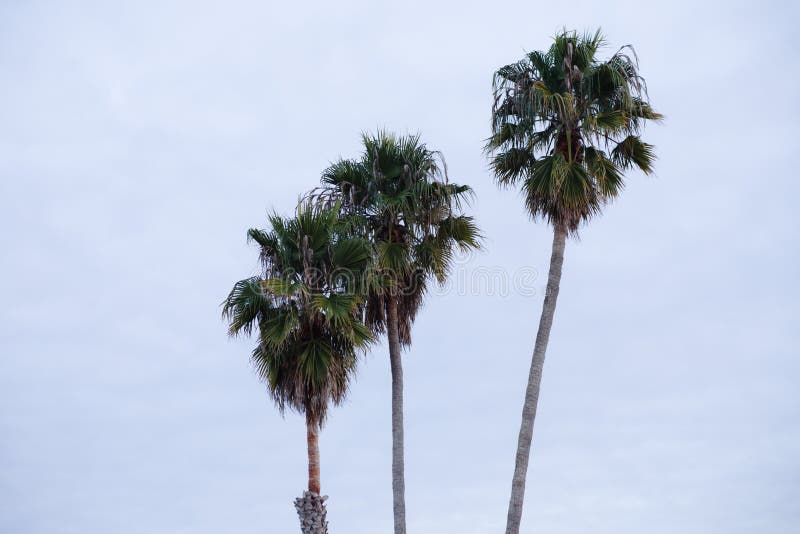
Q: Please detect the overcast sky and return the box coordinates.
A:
[1,1,798,533]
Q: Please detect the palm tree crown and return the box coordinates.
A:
[316,131,481,342]
[222,202,373,425]
[487,29,663,233]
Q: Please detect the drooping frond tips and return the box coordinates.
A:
[490,147,535,188]
[247,227,273,249]
[612,135,657,174]
[222,277,267,337]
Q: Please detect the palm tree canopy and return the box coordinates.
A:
[314,131,481,345]
[487,28,663,233]
[222,202,374,425]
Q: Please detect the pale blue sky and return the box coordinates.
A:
[1,1,798,533]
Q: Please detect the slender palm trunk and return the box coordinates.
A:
[295,414,328,534]
[387,294,406,534]
[306,414,321,495]
[505,224,567,534]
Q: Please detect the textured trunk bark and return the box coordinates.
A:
[504,224,567,534]
[387,294,406,534]
[294,491,328,534]
[307,414,321,495]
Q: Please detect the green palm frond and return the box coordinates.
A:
[612,135,656,174]
[313,293,358,325]
[490,148,535,187]
[377,240,411,274]
[331,237,371,265]
[438,215,482,252]
[584,147,625,197]
[298,340,335,389]
[260,306,300,349]
[222,277,269,337]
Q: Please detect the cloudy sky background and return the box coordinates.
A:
[2,1,798,532]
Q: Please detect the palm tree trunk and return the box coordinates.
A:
[296,414,327,534]
[387,294,406,534]
[307,414,321,494]
[505,223,567,534]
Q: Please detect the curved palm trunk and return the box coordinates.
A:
[505,224,567,534]
[295,415,328,534]
[387,295,406,534]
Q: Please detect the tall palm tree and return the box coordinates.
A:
[486,29,662,534]
[222,202,373,534]
[314,132,481,534]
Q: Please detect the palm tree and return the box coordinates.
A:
[222,202,373,534]
[486,29,662,534]
[314,132,481,534]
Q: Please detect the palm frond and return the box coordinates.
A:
[612,135,656,174]
[490,148,535,187]
[222,277,269,337]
